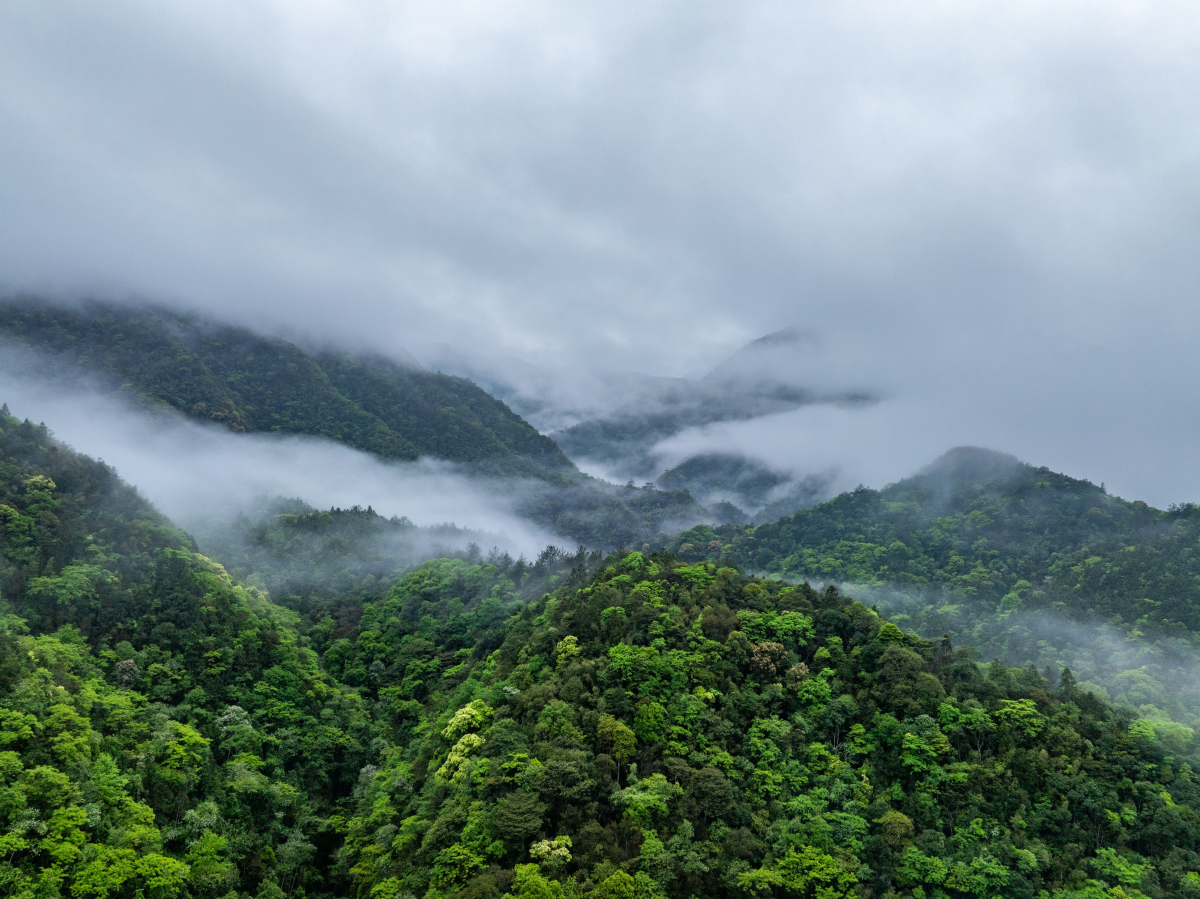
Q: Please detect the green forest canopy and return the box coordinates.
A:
[0,299,572,475]
[2,412,1200,898]
[671,447,1200,725]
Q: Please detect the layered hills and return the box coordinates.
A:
[655,455,832,526]
[551,329,869,485]
[0,300,856,543]
[0,298,572,475]
[1,410,1198,899]
[418,330,860,511]
[677,447,1200,632]
[673,447,1200,722]
[0,299,724,548]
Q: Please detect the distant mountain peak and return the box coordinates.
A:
[915,446,1028,492]
[701,328,816,386]
[921,445,1024,472]
[745,327,814,349]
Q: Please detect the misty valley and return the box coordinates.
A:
[3,299,1200,899]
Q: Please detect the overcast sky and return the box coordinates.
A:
[3,1,1200,506]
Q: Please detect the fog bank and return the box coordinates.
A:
[850,582,1200,727]
[0,352,559,558]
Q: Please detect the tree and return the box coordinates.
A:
[613,773,681,829]
[507,864,565,899]
[495,791,547,850]
[529,836,572,875]
[443,700,494,741]
[995,699,1046,739]
[737,846,857,899]
[750,642,788,682]
[555,636,581,670]
[690,766,736,822]
[943,852,1010,897]
[432,844,486,890]
[964,707,995,760]
[597,714,637,784]
[880,810,914,849]
[1060,667,1078,696]
[594,871,638,899]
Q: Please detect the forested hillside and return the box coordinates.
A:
[0,299,572,474]
[3,413,1200,898]
[0,299,725,549]
[192,496,603,646]
[655,455,831,526]
[671,448,1200,723]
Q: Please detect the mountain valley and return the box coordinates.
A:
[2,303,1200,899]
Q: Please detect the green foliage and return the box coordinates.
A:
[4,421,1200,899]
[0,414,397,897]
[613,773,680,827]
[674,447,1200,722]
[0,299,571,473]
[738,845,857,899]
[320,547,1200,899]
[529,836,572,874]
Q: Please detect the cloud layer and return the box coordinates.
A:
[0,352,559,558]
[3,2,1200,503]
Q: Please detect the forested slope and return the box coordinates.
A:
[0,299,572,474]
[0,299,719,548]
[671,448,1200,722]
[0,409,380,897]
[3,416,1200,898]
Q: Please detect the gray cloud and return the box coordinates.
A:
[0,349,559,557]
[2,2,1200,504]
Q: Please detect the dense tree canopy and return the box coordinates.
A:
[0,299,572,474]
[672,448,1200,724]
[3,418,1200,899]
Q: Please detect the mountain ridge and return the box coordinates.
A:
[0,297,574,475]
[1,413,1197,899]
[670,445,1200,722]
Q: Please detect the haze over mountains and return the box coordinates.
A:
[5,298,1200,899]
[0,300,850,535]
[419,327,856,515]
[6,3,1200,896]
[9,3,1200,507]
[6,295,1200,705]
[3,392,1200,899]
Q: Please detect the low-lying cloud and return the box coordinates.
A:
[848,582,1200,729]
[0,350,560,559]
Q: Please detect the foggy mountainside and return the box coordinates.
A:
[177,466,709,558]
[4,408,1200,899]
[551,330,871,487]
[189,498,509,632]
[0,298,572,475]
[12,4,1200,899]
[421,331,857,512]
[656,455,833,526]
[0,299,729,548]
[189,497,630,635]
[509,481,704,550]
[671,447,1200,724]
[190,486,707,586]
[414,344,690,437]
